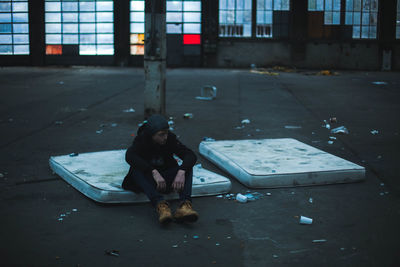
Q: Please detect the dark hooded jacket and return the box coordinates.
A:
[122,115,197,192]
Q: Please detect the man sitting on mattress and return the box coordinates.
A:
[122,114,199,225]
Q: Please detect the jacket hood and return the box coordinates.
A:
[140,114,169,137]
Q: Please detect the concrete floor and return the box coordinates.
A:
[0,67,399,266]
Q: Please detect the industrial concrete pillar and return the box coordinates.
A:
[144,0,166,118]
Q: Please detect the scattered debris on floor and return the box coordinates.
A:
[123,108,135,113]
[104,249,120,257]
[196,85,217,100]
[96,129,103,134]
[203,137,216,142]
[0,173,4,178]
[285,125,302,129]
[309,197,313,203]
[217,191,269,203]
[299,216,313,225]
[111,123,118,127]
[241,119,251,124]
[54,121,63,125]
[69,153,79,157]
[193,235,199,239]
[372,81,387,85]
[316,70,339,76]
[57,208,78,222]
[312,239,327,243]
[370,130,379,135]
[250,68,280,76]
[331,126,349,134]
[328,141,334,145]
[322,120,331,129]
[183,113,193,119]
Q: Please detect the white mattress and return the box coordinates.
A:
[49,150,231,203]
[199,138,365,188]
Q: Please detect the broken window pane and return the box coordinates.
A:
[309,0,340,25]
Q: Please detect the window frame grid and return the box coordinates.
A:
[0,0,30,55]
[219,0,253,38]
[256,0,290,38]
[45,0,114,56]
[345,0,378,39]
[129,0,202,55]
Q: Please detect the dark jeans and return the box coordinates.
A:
[130,166,193,206]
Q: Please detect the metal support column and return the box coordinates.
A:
[144,0,166,118]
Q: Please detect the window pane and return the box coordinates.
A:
[167,12,182,22]
[0,45,12,54]
[46,34,61,44]
[167,1,182,11]
[46,23,61,33]
[183,23,201,33]
[63,24,78,33]
[13,24,29,33]
[131,22,144,33]
[0,3,11,12]
[96,12,113,22]
[0,13,12,22]
[63,34,78,44]
[183,1,201,12]
[131,1,144,11]
[97,1,113,11]
[12,2,28,12]
[131,11,145,22]
[80,2,95,11]
[13,44,29,54]
[0,34,12,44]
[80,34,96,44]
[97,44,113,55]
[183,12,201,22]
[79,44,96,55]
[62,2,78,12]
[167,23,182,33]
[97,33,113,43]
[80,13,95,22]
[62,13,78,23]
[97,23,113,33]
[130,33,144,44]
[0,24,12,33]
[131,44,144,55]
[80,23,95,33]
[13,34,29,44]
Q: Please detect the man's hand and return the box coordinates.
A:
[172,169,186,192]
[152,169,166,192]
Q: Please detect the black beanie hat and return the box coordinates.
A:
[145,114,169,136]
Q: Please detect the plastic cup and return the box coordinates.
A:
[236,193,248,203]
[299,216,313,225]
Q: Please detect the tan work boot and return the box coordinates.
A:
[174,200,199,223]
[156,200,173,225]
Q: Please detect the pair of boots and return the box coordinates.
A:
[156,200,198,225]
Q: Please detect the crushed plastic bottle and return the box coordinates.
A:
[331,126,349,134]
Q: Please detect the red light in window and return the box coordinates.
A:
[46,45,62,55]
[183,34,201,45]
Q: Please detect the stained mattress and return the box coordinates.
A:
[49,150,232,203]
[199,138,365,188]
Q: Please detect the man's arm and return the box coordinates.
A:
[170,134,197,171]
[125,141,153,173]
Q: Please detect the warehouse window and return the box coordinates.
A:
[45,0,114,55]
[130,0,202,55]
[219,0,252,37]
[0,0,29,55]
[345,0,378,39]
[397,0,400,39]
[257,0,290,38]
[308,0,341,25]
[130,0,144,55]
